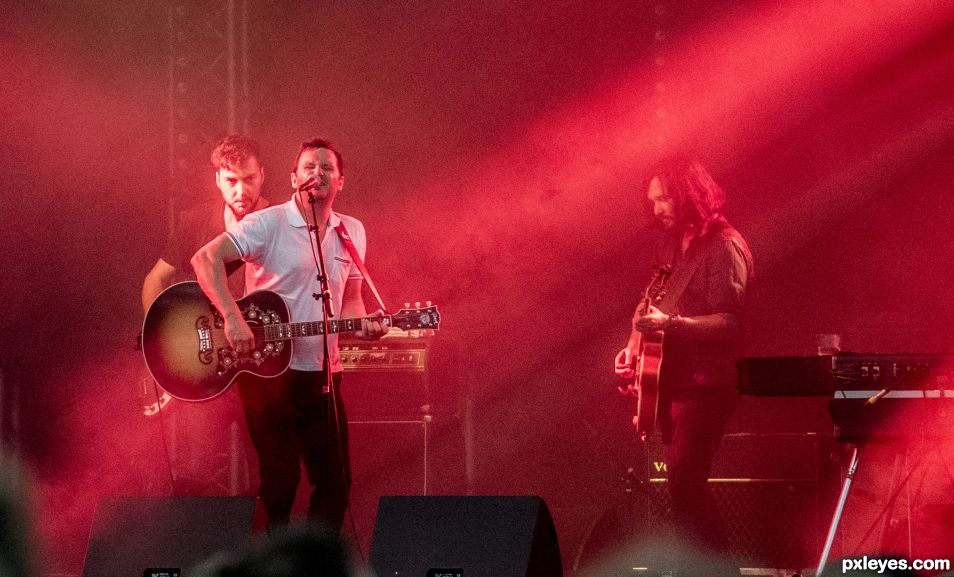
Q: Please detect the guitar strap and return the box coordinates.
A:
[656,221,745,314]
[655,233,713,314]
[334,221,389,312]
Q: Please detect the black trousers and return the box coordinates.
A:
[660,388,737,555]
[237,369,350,532]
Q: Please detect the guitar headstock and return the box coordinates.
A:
[644,264,672,302]
[391,301,441,331]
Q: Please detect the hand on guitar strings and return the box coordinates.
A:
[614,347,637,380]
[614,348,639,398]
[224,314,256,354]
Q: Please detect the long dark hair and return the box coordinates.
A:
[646,156,753,278]
[646,156,725,232]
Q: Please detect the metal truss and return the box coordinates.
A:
[167,0,249,202]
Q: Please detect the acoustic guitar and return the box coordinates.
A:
[142,281,440,401]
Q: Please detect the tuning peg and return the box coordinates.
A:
[415,301,421,308]
[426,300,432,307]
[404,302,410,309]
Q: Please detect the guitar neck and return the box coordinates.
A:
[262,315,392,341]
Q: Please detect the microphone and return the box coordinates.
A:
[297,177,319,193]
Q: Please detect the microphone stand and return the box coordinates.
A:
[304,186,356,553]
[304,189,335,395]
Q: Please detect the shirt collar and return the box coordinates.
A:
[284,193,341,229]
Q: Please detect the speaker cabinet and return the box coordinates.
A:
[370,496,561,577]
[334,343,467,554]
[649,481,822,568]
[576,433,832,572]
[81,496,258,577]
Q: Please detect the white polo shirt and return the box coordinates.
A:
[226,195,366,372]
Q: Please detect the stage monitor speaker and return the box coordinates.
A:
[370,496,561,577]
[81,496,258,577]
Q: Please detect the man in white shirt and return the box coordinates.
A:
[192,137,385,530]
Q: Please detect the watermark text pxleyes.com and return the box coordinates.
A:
[841,556,950,574]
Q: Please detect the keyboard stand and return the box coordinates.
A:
[815,444,859,576]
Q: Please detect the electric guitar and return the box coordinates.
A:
[141,281,441,402]
[627,264,671,440]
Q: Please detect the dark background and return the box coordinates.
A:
[2,0,953,573]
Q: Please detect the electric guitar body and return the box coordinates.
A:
[630,265,671,440]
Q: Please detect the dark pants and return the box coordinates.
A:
[237,369,350,532]
[661,388,737,555]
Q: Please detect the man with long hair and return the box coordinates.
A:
[615,157,753,570]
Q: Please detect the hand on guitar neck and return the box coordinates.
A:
[352,309,388,340]
[632,305,670,335]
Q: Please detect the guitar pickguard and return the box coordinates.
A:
[213,301,287,377]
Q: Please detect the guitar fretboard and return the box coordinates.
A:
[262,316,392,340]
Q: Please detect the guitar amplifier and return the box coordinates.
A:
[645,432,824,482]
[641,433,832,569]
[339,335,460,422]
[339,334,430,373]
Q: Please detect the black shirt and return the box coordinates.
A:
[160,199,245,297]
[654,217,752,397]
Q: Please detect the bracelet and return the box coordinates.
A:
[666,313,681,331]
